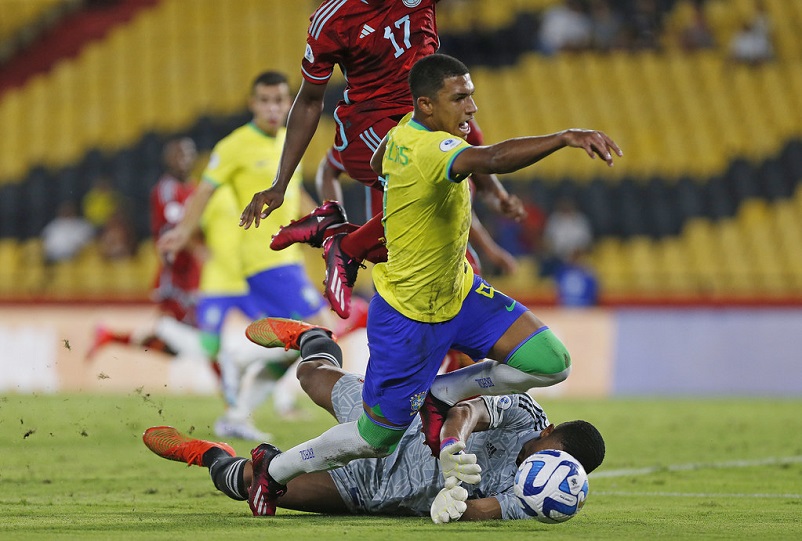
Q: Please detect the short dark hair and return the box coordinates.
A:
[409,53,469,100]
[552,420,606,474]
[251,71,289,92]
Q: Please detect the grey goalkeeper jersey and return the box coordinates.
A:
[327,374,549,519]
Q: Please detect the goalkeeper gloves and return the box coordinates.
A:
[430,477,469,524]
[439,438,481,485]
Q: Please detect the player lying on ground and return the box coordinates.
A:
[144,318,605,522]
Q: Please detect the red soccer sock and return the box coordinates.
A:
[363,245,388,264]
[340,213,386,262]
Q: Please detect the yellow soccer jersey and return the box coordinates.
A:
[203,123,304,277]
[372,117,475,323]
[199,184,248,296]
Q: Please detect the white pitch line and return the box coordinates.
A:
[591,455,802,479]
[594,491,802,499]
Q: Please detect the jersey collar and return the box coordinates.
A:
[408,117,431,131]
[248,121,278,138]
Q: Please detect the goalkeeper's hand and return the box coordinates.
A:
[430,477,469,524]
[439,438,481,485]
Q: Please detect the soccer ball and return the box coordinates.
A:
[513,449,589,523]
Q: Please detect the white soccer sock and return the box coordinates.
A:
[268,421,377,484]
[225,361,277,423]
[218,332,299,411]
[272,358,303,417]
[429,360,571,406]
[221,330,299,368]
[153,316,208,359]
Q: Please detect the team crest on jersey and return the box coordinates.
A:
[439,138,461,152]
[409,391,426,416]
[304,43,314,63]
[402,0,422,7]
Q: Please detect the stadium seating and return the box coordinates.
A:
[1,0,802,303]
[0,0,70,55]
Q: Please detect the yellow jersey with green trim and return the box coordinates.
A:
[199,184,248,296]
[203,123,303,277]
[372,116,475,323]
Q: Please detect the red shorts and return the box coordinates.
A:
[336,115,402,189]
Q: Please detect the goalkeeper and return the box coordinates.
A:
[144,325,605,522]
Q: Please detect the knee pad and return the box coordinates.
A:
[506,327,571,376]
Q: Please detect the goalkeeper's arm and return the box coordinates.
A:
[436,398,493,486]
[440,397,492,444]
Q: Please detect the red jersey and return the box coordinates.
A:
[149,174,201,322]
[302,0,439,144]
[150,174,195,239]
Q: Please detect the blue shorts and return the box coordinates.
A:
[246,264,325,320]
[196,294,261,336]
[362,274,527,427]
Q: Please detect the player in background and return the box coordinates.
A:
[158,70,337,338]
[241,54,621,517]
[240,0,522,320]
[143,324,605,522]
[86,139,302,440]
[197,183,303,440]
[88,137,205,359]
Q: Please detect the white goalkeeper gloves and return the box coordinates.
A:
[439,438,481,485]
[430,438,481,524]
[430,477,469,524]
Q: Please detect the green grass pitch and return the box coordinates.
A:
[1,392,800,540]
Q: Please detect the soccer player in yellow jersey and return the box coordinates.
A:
[243,54,621,519]
[197,184,304,441]
[159,71,334,332]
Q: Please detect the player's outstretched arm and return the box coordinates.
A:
[453,130,623,177]
[158,180,216,262]
[240,80,328,229]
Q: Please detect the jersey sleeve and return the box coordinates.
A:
[300,22,342,84]
[494,492,533,520]
[419,133,472,183]
[479,394,550,433]
[202,140,237,187]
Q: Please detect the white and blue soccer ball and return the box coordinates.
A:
[513,449,589,523]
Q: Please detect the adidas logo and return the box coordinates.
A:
[359,24,375,38]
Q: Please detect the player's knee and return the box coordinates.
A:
[506,328,572,378]
[296,359,341,400]
[296,359,324,384]
[356,414,405,456]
